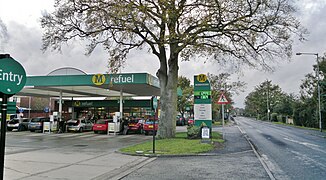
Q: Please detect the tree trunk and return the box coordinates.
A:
[157,53,178,138]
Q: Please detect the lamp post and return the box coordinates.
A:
[266,79,270,122]
[296,52,322,132]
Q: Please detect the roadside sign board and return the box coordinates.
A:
[217,93,229,104]
[1,101,16,115]
[1,55,26,179]
[43,122,51,133]
[151,96,158,111]
[194,104,212,120]
[44,107,50,113]
[0,57,26,95]
[177,87,183,96]
[194,74,212,128]
[201,127,210,139]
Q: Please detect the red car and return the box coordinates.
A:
[93,119,109,134]
[127,118,143,134]
[143,119,159,135]
[187,118,194,125]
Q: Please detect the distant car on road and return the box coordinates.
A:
[93,119,109,134]
[143,119,158,135]
[66,119,93,132]
[7,118,30,131]
[28,117,50,132]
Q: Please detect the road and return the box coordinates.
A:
[236,116,326,180]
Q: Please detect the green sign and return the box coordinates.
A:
[194,91,211,100]
[0,101,16,114]
[151,96,158,110]
[25,73,158,87]
[177,87,183,96]
[0,57,26,94]
[194,74,212,128]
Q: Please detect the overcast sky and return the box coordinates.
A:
[0,0,326,108]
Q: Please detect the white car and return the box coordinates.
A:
[66,119,93,132]
[7,118,30,131]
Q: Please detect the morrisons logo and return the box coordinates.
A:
[197,74,207,83]
[92,74,106,85]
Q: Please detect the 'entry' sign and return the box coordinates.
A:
[0,57,26,94]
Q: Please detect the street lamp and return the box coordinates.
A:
[266,79,270,122]
[296,52,322,132]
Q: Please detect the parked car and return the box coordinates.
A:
[92,119,109,134]
[28,117,50,132]
[66,119,93,132]
[143,119,158,135]
[187,118,194,125]
[176,116,186,126]
[127,118,144,134]
[0,119,5,130]
[7,118,30,131]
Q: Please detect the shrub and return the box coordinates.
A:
[187,122,209,139]
[187,125,200,139]
[271,113,278,122]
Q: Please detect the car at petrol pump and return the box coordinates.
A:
[7,118,30,131]
[28,117,50,132]
[66,118,93,132]
[92,119,110,134]
[126,118,144,134]
[143,119,158,135]
[176,115,186,126]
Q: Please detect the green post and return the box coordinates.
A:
[0,54,27,180]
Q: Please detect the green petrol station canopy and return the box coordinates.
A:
[17,71,160,98]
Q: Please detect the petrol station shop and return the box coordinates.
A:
[58,99,156,121]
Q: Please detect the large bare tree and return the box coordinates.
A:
[41,0,306,138]
[0,19,8,51]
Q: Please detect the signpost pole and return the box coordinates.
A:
[217,92,229,140]
[151,96,158,154]
[0,54,26,180]
[0,94,8,180]
[222,104,225,139]
[152,110,156,154]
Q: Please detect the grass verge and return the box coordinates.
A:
[119,131,224,155]
[273,122,324,131]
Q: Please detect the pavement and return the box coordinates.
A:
[121,122,271,180]
[3,122,272,180]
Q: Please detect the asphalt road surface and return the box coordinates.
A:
[236,117,326,180]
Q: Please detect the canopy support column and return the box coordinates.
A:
[28,96,31,118]
[119,89,123,119]
[59,91,62,120]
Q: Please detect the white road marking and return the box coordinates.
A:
[283,137,319,147]
[256,129,263,134]
[283,137,326,154]
[291,150,326,169]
